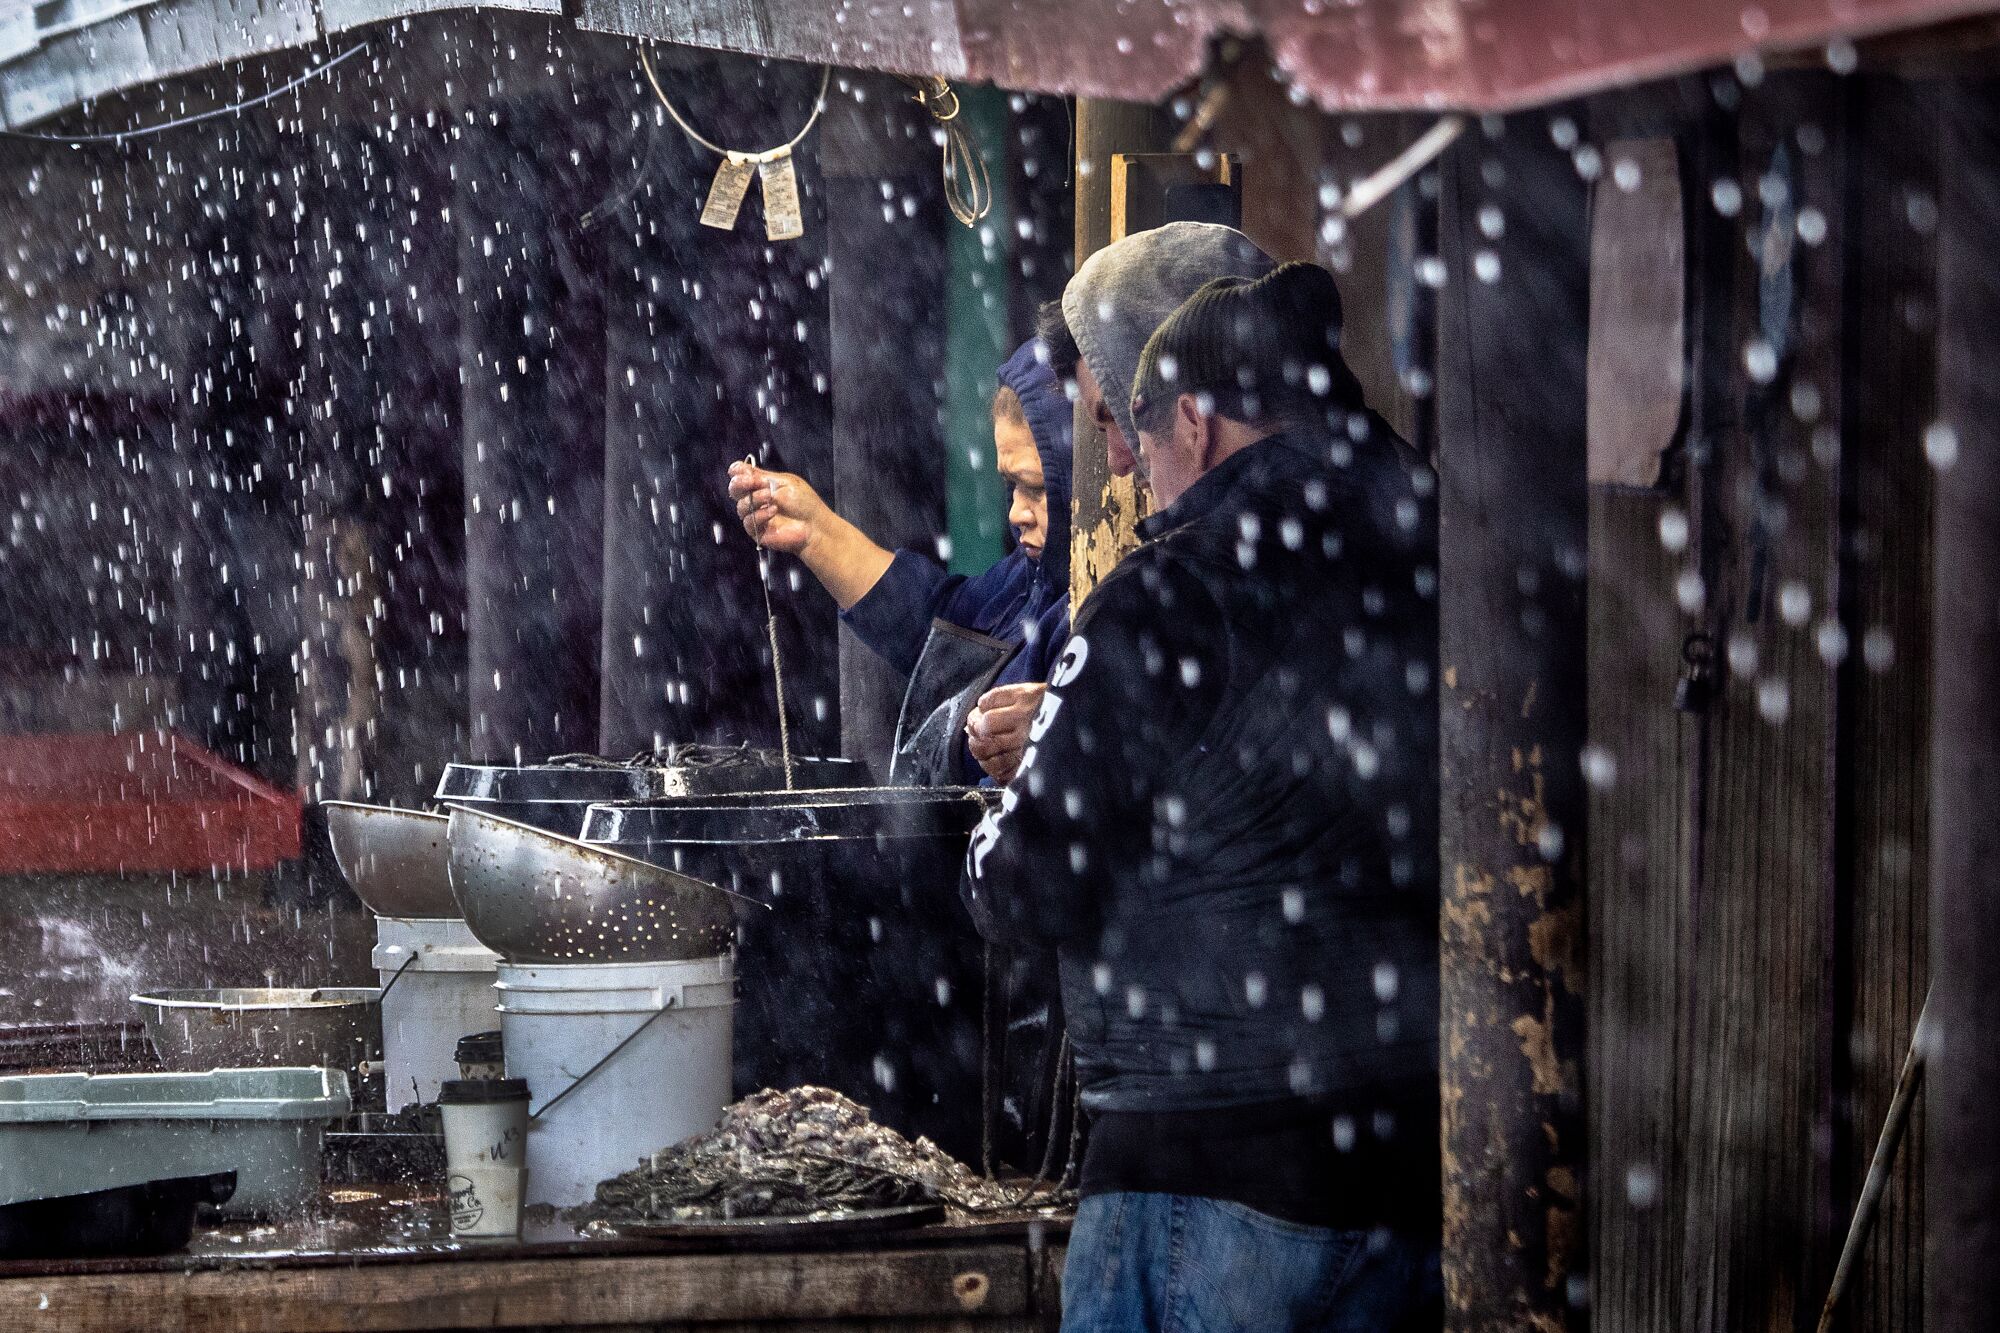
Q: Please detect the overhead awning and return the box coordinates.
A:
[2,0,1998,129]
[574,0,2000,110]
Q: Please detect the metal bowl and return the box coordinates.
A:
[323,802,456,919]
[444,806,737,965]
[131,988,382,1072]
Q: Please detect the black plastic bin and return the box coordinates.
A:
[581,788,995,1162]
[0,1171,235,1259]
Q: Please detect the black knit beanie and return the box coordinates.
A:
[1131,261,1365,435]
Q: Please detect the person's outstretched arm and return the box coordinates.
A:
[728,461,895,609]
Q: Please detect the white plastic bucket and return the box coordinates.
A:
[495,955,733,1209]
[373,917,501,1113]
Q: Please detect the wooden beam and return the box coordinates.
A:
[1435,111,1590,1332]
[0,1245,1035,1332]
[1927,74,2000,1333]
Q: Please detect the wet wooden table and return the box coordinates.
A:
[0,1193,1071,1333]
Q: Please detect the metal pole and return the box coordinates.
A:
[1817,990,1931,1333]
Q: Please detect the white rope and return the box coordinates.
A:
[0,43,367,146]
[638,45,828,164]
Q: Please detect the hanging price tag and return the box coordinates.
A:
[759,152,804,241]
[699,154,756,232]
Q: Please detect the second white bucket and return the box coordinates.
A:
[494,955,733,1209]
[373,917,501,1113]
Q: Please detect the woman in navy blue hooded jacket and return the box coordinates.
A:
[728,338,1073,786]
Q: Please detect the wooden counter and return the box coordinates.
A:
[0,1214,1069,1333]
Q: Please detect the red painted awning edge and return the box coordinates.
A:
[0,733,302,875]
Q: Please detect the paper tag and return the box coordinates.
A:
[700,156,755,232]
[759,153,804,241]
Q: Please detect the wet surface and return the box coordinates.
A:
[0,1181,1070,1278]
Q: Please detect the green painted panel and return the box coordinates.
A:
[942,85,1013,576]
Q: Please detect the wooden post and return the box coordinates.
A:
[1435,113,1589,1330]
[823,78,949,777]
[297,125,387,802]
[1069,100,1170,606]
[457,105,605,762]
[1927,76,2000,1333]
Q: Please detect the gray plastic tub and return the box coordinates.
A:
[0,1067,351,1217]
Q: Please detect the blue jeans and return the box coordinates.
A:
[1061,1193,1436,1333]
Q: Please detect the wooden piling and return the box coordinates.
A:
[1435,111,1590,1332]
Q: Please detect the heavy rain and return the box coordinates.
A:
[0,3,1992,1332]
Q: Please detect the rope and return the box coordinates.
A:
[759,553,796,791]
[0,43,367,146]
[638,46,829,163]
[742,456,795,791]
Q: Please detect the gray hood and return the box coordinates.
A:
[1061,222,1274,451]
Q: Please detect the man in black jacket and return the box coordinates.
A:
[963,262,1440,1331]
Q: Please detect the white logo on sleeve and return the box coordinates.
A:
[1029,635,1088,744]
[1049,635,1089,688]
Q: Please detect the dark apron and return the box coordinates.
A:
[888,618,1015,788]
[889,617,1068,1174]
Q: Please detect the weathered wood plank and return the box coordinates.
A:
[0,1246,1032,1333]
[1675,73,1844,1333]
[1925,74,2000,1333]
[1577,80,1721,1333]
[1585,487,1695,1333]
[1835,73,1936,1333]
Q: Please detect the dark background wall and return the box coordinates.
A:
[0,17,1075,802]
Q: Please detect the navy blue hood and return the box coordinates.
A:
[996,337,1073,601]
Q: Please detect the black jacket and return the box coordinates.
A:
[961,418,1439,1115]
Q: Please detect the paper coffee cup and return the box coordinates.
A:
[438,1077,531,1237]
[447,1164,526,1239]
[454,1029,505,1081]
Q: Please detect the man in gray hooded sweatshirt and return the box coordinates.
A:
[1055,222,1273,490]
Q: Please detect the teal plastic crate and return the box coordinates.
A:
[0,1067,350,1215]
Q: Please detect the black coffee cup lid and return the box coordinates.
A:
[454,1029,504,1063]
[438,1077,529,1105]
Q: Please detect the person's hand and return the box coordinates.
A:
[966,682,1047,784]
[728,462,829,557]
